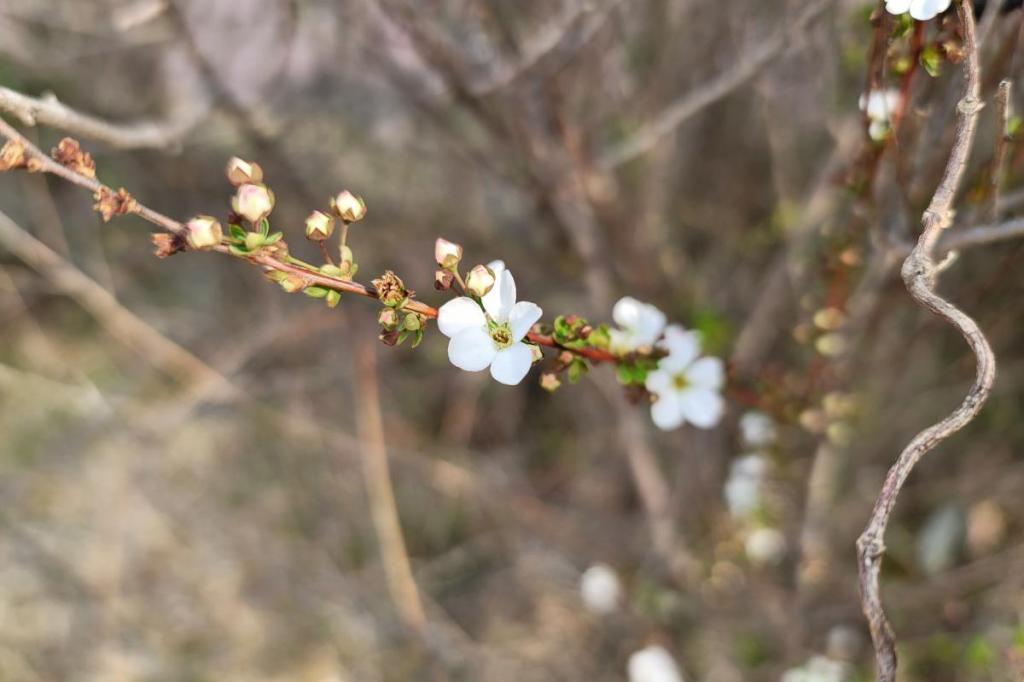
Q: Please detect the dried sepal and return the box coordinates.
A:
[51,138,96,178]
[0,140,28,172]
[150,232,186,259]
[93,187,136,222]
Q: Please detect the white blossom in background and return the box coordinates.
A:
[628,645,684,682]
[437,261,542,385]
[609,296,667,353]
[740,411,776,448]
[579,563,622,614]
[885,0,951,21]
[781,655,849,682]
[645,326,725,431]
[744,527,786,566]
[724,454,767,517]
[858,88,901,141]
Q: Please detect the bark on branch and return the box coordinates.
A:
[855,4,996,681]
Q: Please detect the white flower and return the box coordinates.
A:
[437,260,542,386]
[858,89,901,141]
[609,296,667,353]
[885,0,951,20]
[628,645,684,682]
[724,453,767,518]
[644,325,724,431]
[740,411,776,448]
[580,563,621,614]
[744,527,786,566]
[781,655,849,682]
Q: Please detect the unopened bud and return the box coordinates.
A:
[232,183,275,223]
[225,157,263,186]
[305,210,335,241]
[185,215,223,250]
[529,345,543,362]
[331,190,367,223]
[434,269,454,291]
[378,308,399,330]
[540,373,561,392]
[434,238,463,269]
[465,264,496,297]
[279,273,307,293]
[403,313,422,331]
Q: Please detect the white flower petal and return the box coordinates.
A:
[885,0,913,13]
[487,260,505,277]
[676,387,724,429]
[580,564,621,614]
[489,342,533,385]
[609,328,636,353]
[740,412,775,448]
[448,327,496,372]
[437,297,487,338]
[684,356,724,390]
[659,325,700,371]
[644,368,673,395]
[612,296,642,329]
[483,269,516,322]
[910,0,950,20]
[651,392,685,431]
[628,645,683,682]
[634,304,667,347]
[509,301,542,341]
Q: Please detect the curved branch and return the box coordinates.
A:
[855,4,996,682]
[0,86,199,150]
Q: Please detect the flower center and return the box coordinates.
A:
[672,374,689,390]
[490,324,514,350]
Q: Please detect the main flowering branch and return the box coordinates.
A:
[0,112,730,431]
[855,3,996,681]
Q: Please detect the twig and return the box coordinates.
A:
[597,0,835,169]
[0,113,619,364]
[855,4,996,682]
[0,85,197,150]
[0,208,237,394]
[989,79,1012,222]
[353,336,428,634]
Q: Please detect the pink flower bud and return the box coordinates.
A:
[225,157,263,186]
[232,183,275,223]
[330,190,367,222]
[304,210,335,241]
[185,215,223,250]
[434,237,463,268]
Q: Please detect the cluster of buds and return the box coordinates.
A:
[378,307,427,347]
[227,157,275,224]
[433,238,462,291]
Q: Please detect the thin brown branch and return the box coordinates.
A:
[353,336,428,634]
[989,79,1012,222]
[855,4,996,682]
[0,208,237,394]
[0,85,197,150]
[597,0,835,169]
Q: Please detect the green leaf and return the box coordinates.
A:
[588,324,610,349]
[229,224,246,241]
[567,358,588,384]
[325,290,341,308]
[264,231,283,245]
[1007,115,1022,137]
[320,264,345,277]
[410,330,424,348]
[397,330,410,345]
[921,45,941,77]
[228,244,250,257]
[303,286,329,299]
[258,218,271,238]
[244,232,265,251]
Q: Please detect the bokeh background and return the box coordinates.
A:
[1,0,1023,680]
